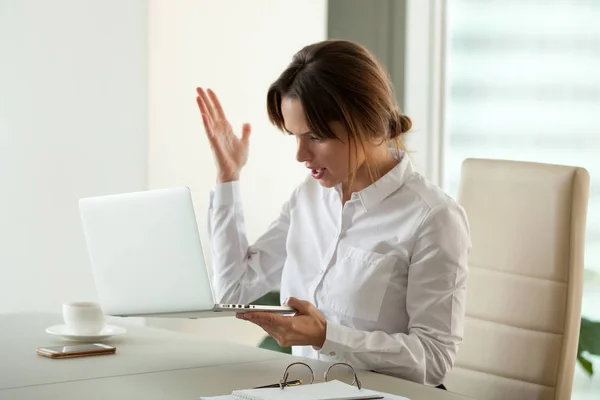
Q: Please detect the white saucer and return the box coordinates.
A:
[46,324,127,342]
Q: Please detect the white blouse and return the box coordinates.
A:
[207,154,471,386]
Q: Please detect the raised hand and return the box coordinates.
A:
[196,87,251,183]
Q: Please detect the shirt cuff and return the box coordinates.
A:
[317,321,353,358]
[211,181,241,209]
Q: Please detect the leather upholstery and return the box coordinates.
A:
[445,158,590,400]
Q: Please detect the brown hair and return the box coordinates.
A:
[266,39,412,185]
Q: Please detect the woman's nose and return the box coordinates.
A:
[296,141,312,163]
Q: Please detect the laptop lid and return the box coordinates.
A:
[78,186,216,316]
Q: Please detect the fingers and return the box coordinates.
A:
[285,297,311,315]
[238,312,283,324]
[198,104,214,137]
[196,87,251,145]
[196,87,217,121]
[196,94,218,140]
[196,96,213,137]
[200,112,229,166]
[239,312,315,347]
[207,89,227,121]
[241,123,252,144]
[195,92,209,117]
[240,314,281,335]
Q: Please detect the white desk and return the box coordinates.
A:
[0,313,472,400]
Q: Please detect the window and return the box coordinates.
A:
[445,0,600,281]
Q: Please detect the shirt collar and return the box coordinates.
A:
[321,151,413,211]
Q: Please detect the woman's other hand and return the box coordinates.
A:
[237,297,327,348]
[196,87,251,183]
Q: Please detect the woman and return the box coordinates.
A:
[196,40,470,387]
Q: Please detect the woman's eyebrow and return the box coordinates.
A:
[285,129,312,136]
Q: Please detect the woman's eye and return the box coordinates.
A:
[310,135,324,142]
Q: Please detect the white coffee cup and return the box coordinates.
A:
[62,301,106,334]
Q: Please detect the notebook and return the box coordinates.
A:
[199,380,410,400]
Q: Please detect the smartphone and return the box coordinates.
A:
[36,343,116,359]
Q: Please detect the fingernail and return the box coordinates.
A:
[283,297,289,305]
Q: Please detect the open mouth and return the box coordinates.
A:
[311,168,326,179]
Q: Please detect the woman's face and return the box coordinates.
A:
[281,97,364,188]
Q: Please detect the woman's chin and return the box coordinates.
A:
[315,177,338,188]
[310,170,341,188]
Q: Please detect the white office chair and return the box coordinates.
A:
[445,158,590,400]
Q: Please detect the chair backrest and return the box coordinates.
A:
[445,158,590,400]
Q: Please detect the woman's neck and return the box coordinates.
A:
[341,147,399,203]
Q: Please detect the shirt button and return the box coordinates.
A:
[329,351,336,356]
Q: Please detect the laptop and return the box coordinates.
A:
[78,186,294,318]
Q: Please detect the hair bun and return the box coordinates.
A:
[389,110,412,139]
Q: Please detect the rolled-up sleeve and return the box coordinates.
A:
[318,204,470,386]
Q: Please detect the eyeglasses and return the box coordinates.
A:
[253,362,362,390]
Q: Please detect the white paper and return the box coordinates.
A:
[199,380,409,400]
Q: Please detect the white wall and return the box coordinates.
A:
[0,0,148,314]
[146,0,327,344]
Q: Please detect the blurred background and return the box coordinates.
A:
[443,2,600,396]
[0,0,598,397]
